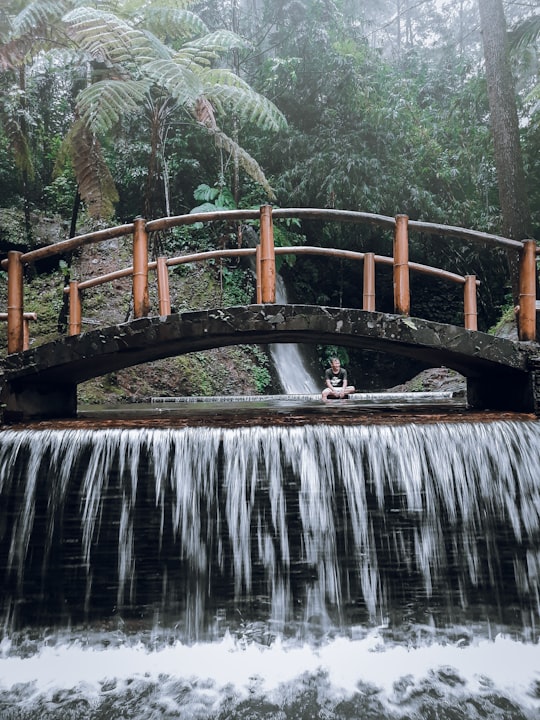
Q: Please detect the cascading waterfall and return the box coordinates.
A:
[269,275,319,393]
[1,419,540,719]
[2,421,540,633]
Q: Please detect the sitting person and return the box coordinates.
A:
[322,357,355,400]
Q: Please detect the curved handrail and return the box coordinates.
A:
[2,206,531,272]
[67,245,476,294]
[3,206,537,353]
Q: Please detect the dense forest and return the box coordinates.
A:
[0,0,538,397]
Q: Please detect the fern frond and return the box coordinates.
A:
[0,34,44,70]
[143,58,202,105]
[63,7,157,68]
[509,15,540,52]
[121,0,196,12]
[194,96,217,128]
[139,29,175,61]
[202,77,287,132]
[1,113,34,178]
[183,29,251,58]
[67,119,118,219]
[139,7,208,41]
[77,79,151,134]
[208,128,275,199]
[12,0,72,37]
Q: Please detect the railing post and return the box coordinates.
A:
[22,317,30,351]
[157,256,171,316]
[68,280,82,336]
[259,204,275,303]
[363,252,376,311]
[393,214,410,315]
[133,217,150,318]
[518,238,537,341]
[7,250,24,354]
[255,244,262,303]
[464,275,478,331]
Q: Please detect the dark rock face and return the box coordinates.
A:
[0,305,537,420]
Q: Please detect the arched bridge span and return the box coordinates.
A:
[1,305,537,420]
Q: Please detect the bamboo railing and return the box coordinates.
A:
[1,205,537,354]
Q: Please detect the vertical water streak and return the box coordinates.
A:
[1,421,540,634]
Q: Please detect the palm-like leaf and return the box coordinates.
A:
[143,58,202,105]
[509,15,540,52]
[201,70,287,132]
[67,119,118,219]
[12,0,73,36]
[77,78,152,134]
[0,34,45,70]
[0,111,34,178]
[209,128,275,199]
[179,29,251,66]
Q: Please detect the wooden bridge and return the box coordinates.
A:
[0,206,539,421]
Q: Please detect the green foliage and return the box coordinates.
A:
[221,264,255,305]
[41,171,77,218]
[192,182,236,212]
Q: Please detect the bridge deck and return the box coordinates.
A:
[0,305,538,421]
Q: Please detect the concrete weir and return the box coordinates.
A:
[0,305,538,421]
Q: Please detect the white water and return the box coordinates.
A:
[1,632,539,718]
[268,275,319,393]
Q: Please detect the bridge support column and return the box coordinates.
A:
[393,214,410,315]
[7,250,24,354]
[518,239,536,342]
[1,379,77,422]
[133,217,150,318]
[467,372,535,413]
[259,205,275,303]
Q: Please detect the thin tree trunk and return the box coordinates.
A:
[477,0,532,300]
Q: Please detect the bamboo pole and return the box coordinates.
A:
[259,205,276,303]
[363,252,376,311]
[518,239,537,341]
[7,250,24,354]
[68,280,82,336]
[0,311,36,351]
[463,275,478,330]
[157,256,171,316]
[393,214,410,315]
[255,244,262,303]
[133,217,150,318]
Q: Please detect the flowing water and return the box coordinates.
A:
[268,276,319,394]
[1,415,540,718]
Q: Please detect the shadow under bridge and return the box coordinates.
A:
[0,304,538,421]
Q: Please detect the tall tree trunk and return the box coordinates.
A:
[477,0,532,300]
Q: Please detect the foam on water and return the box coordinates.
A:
[0,632,539,718]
